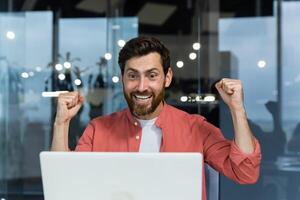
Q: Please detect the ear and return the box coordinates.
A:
[164,68,173,88]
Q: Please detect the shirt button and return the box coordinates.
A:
[134,122,138,126]
[135,135,140,140]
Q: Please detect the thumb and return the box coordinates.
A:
[70,94,84,115]
[215,81,224,95]
[78,94,84,104]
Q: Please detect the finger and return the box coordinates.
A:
[220,79,242,94]
[78,93,84,103]
[58,97,76,109]
[58,93,80,109]
[64,95,78,107]
[223,85,234,95]
[215,78,234,87]
[70,102,83,114]
[224,82,242,95]
[215,79,223,89]
[68,93,84,107]
[215,83,223,95]
[59,91,79,98]
[221,79,242,86]
[216,79,234,94]
[67,93,84,106]
[215,81,227,97]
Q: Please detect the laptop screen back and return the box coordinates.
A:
[40,152,203,200]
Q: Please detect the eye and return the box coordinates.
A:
[127,72,137,80]
[149,73,158,79]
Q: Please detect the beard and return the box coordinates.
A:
[124,87,165,117]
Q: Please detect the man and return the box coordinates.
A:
[51,36,261,200]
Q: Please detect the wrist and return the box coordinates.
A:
[229,104,245,113]
[54,119,70,127]
[230,106,247,119]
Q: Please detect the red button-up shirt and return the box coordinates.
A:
[76,103,261,200]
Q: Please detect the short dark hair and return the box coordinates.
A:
[118,36,170,75]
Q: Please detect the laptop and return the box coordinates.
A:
[40,152,203,200]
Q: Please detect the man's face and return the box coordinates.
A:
[122,52,172,119]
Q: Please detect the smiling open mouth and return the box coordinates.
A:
[134,94,152,100]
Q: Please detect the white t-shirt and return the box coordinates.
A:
[138,117,162,152]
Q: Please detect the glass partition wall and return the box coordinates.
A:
[0,0,300,200]
[219,1,300,200]
[0,11,138,199]
[0,12,53,199]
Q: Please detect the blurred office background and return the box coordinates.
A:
[0,0,300,199]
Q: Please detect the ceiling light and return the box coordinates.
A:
[58,73,66,80]
[204,95,215,102]
[257,60,266,68]
[189,52,197,60]
[117,40,126,48]
[112,76,119,83]
[55,64,63,71]
[64,61,71,69]
[35,66,42,72]
[104,53,112,60]
[6,31,15,40]
[74,79,82,86]
[180,96,188,102]
[193,42,201,50]
[176,61,184,68]
[42,91,68,97]
[112,25,121,30]
[21,72,29,78]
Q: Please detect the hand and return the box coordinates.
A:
[215,78,244,111]
[54,91,84,125]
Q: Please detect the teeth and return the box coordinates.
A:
[135,95,151,99]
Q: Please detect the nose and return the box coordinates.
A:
[137,76,149,92]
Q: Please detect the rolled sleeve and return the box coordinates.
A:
[230,138,262,167]
[201,119,262,184]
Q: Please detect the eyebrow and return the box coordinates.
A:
[125,67,160,73]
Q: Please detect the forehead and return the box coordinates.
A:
[124,52,163,72]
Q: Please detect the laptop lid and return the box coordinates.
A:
[40,152,203,200]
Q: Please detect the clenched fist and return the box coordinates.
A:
[215,78,244,111]
[54,91,84,125]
